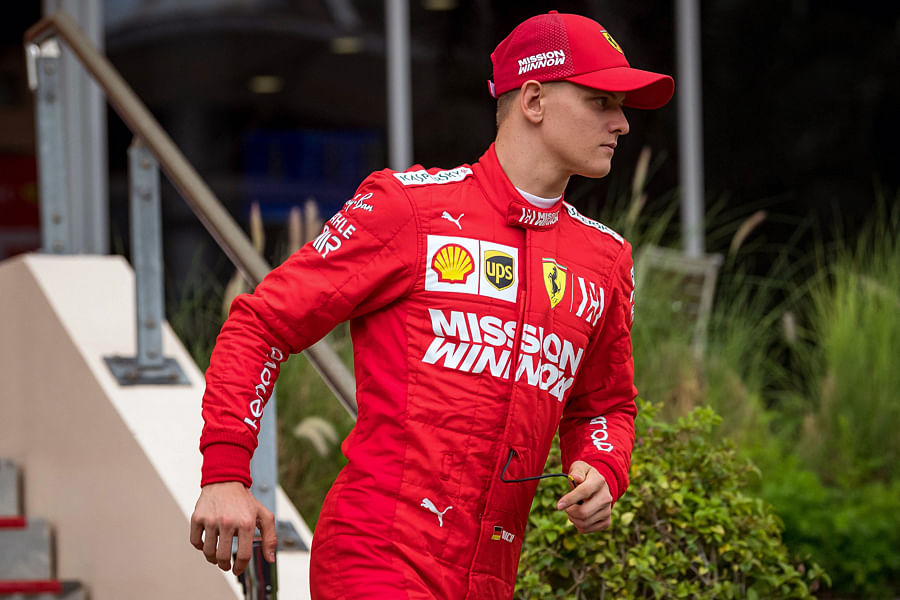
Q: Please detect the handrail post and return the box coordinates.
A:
[28,39,70,254]
[25,12,358,417]
[103,140,189,386]
[129,139,165,368]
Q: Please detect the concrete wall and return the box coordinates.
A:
[0,254,311,599]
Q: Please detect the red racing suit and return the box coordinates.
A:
[199,144,638,599]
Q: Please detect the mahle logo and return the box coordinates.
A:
[484,250,514,291]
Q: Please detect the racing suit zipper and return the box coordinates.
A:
[464,228,532,597]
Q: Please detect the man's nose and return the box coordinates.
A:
[612,108,630,135]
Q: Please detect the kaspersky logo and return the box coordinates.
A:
[543,259,567,308]
[432,244,474,283]
[492,525,515,543]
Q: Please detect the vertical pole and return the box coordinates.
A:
[250,391,278,516]
[676,0,706,257]
[248,390,278,599]
[386,0,413,170]
[128,140,165,368]
[43,0,109,254]
[32,40,70,254]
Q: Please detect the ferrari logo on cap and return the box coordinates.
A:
[602,30,624,54]
[543,259,567,308]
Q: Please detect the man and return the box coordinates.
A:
[190,11,673,599]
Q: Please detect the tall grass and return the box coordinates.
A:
[796,200,900,486]
[275,325,355,526]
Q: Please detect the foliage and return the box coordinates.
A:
[756,451,900,599]
[794,201,900,487]
[516,401,828,599]
[750,199,900,597]
[274,324,355,526]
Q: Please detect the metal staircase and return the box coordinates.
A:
[0,460,86,600]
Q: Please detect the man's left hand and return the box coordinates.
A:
[556,461,613,533]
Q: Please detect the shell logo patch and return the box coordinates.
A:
[602,30,624,54]
[543,259,567,308]
[432,244,474,284]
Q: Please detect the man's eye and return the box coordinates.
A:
[595,98,609,108]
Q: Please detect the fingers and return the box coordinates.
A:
[190,483,277,574]
[565,497,613,533]
[233,522,253,575]
[557,465,607,511]
[558,461,614,533]
[202,523,220,566]
[257,504,278,563]
[189,517,204,551]
[215,523,236,571]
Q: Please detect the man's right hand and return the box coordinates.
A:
[189,481,277,575]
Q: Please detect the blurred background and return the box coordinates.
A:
[2,1,899,598]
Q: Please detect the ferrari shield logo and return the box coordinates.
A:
[602,30,624,54]
[542,259,567,308]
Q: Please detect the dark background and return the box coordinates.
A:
[2,1,898,278]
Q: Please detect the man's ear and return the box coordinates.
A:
[519,80,544,125]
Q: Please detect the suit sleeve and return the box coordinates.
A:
[558,242,637,502]
[199,171,419,487]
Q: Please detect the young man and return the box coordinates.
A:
[190,11,673,599]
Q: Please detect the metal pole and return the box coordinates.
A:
[128,140,165,368]
[42,0,108,254]
[30,40,70,254]
[386,0,413,170]
[676,0,706,257]
[25,13,357,416]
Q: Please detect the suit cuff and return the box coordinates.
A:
[200,443,253,488]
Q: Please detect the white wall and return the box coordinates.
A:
[0,254,311,599]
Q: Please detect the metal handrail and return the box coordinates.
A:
[24,12,357,417]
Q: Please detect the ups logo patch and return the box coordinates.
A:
[484,250,514,291]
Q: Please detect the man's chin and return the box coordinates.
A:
[577,164,612,180]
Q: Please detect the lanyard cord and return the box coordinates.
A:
[499,448,573,484]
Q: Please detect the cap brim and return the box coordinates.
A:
[565,67,674,109]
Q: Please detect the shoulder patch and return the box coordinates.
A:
[394,167,473,186]
[563,202,624,245]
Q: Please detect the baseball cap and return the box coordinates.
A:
[489,11,674,109]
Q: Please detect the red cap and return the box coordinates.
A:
[489,11,674,109]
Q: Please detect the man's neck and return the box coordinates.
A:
[494,133,570,198]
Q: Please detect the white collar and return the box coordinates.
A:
[515,186,561,209]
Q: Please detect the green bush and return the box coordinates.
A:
[516,401,828,599]
[758,454,900,599]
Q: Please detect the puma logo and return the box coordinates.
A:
[441,211,463,230]
[420,498,453,527]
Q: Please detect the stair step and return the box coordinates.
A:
[0,519,52,580]
[0,460,21,516]
[0,580,85,600]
